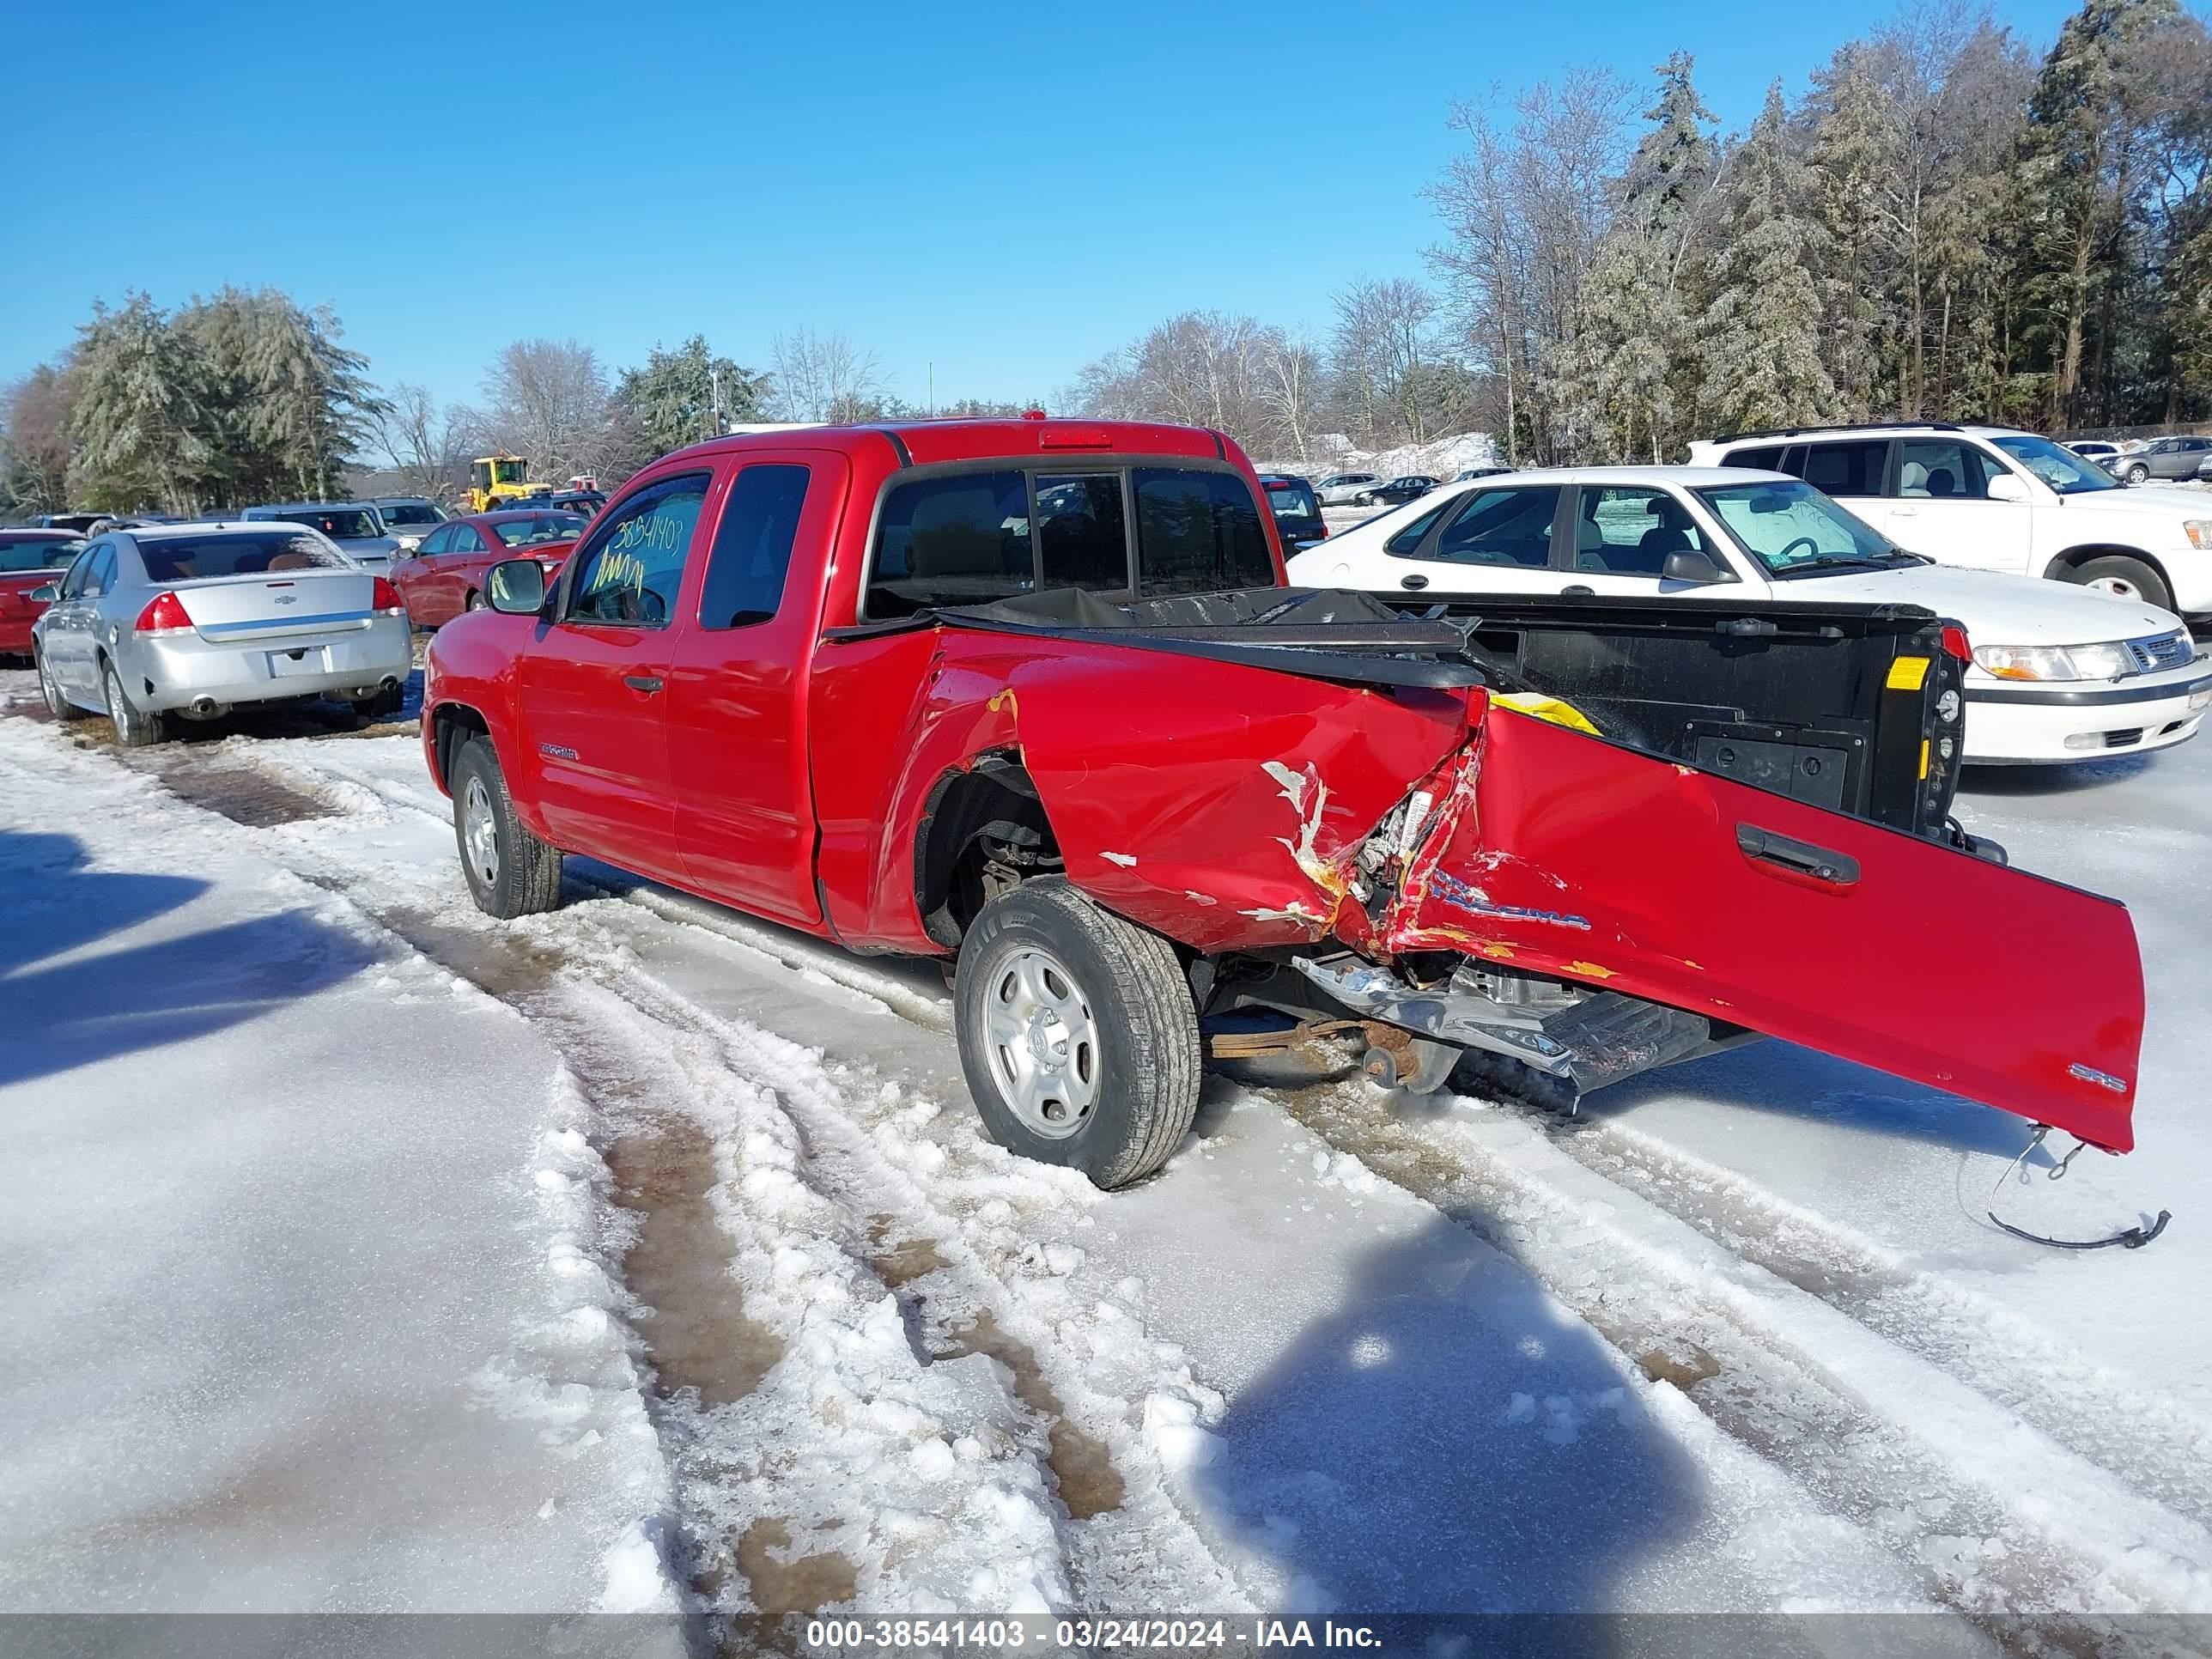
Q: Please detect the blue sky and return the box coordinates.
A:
[3,0,2079,423]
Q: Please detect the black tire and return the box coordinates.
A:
[465,589,486,611]
[450,734,564,919]
[102,659,167,748]
[35,647,87,720]
[953,877,1200,1189]
[2063,554,2173,612]
[2125,463,2150,484]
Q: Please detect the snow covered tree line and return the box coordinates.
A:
[1431,0,2212,463]
[1071,0,2212,465]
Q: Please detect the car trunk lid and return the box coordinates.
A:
[167,570,385,641]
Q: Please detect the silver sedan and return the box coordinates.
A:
[30,523,415,746]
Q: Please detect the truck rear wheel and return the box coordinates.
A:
[451,734,564,919]
[953,878,1200,1189]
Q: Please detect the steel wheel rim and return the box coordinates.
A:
[984,945,1099,1139]
[105,667,133,740]
[2087,575,2141,599]
[462,775,501,887]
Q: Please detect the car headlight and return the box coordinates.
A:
[2183,520,2212,550]
[1973,641,2137,681]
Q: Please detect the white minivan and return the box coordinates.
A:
[1686,422,2212,619]
[1286,466,2211,765]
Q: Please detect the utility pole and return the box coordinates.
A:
[928,362,934,417]
[709,365,723,439]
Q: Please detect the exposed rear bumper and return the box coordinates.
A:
[131,617,414,712]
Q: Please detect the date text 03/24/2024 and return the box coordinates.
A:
[803,1619,1383,1650]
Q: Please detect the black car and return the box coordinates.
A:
[1256,474,1328,549]
[1360,475,1443,506]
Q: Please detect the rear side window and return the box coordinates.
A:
[1133,467,1271,594]
[566,471,708,627]
[1383,495,1460,556]
[1721,444,1786,471]
[0,537,81,573]
[1796,441,1888,498]
[138,532,345,580]
[1426,486,1561,568]
[867,471,1032,618]
[698,464,810,629]
[1035,473,1129,592]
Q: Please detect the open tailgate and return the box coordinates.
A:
[1395,704,2143,1150]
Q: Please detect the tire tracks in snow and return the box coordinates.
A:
[104,727,1249,1620]
[122,721,2212,1624]
[1267,1077,2212,1632]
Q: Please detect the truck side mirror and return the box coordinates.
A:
[1984,472,2031,503]
[28,584,58,603]
[486,558,547,614]
[1662,547,1729,585]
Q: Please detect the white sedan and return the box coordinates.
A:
[1286,465,2212,766]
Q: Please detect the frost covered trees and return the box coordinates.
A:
[1698,86,1838,436]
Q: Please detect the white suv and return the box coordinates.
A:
[1686,423,2212,620]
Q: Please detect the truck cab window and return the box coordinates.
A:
[1132,468,1271,595]
[1035,473,1129,592]
[867,471,1032,618]
[565,472,709,627]
[699,465,811,629]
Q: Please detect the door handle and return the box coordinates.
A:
[1563,584,1595,597]
[1891,506,1919,516]
[623,675,664,695]
[1401,574,1429,590]
[1736,823,1860,887]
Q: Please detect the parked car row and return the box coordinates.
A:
[1294,437,2210,765]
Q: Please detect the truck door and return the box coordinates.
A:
[668,451,846,924]
[514,470,710,884]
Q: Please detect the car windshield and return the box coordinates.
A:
[0,537,82,573]
[489,513,587,548]
[1264,481,1321,519]
[378,502,444,527]
[139,532,349,581]
[1695,480,1912,577]
[1990,434,2120,495]
[278,507,383,538]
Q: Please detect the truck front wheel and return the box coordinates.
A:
[451,734,564,919]
[954,878,1200,1189]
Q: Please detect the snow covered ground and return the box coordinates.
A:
[2,666,2209,1644]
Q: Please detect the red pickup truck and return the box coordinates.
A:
[421,418,2144,1188]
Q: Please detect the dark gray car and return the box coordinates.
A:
[2113,435,2212,484]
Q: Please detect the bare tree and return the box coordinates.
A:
[1330,277,1442,444]
[1258,332,1323,460]
[478,339,617,487]
[1425,70,1636,460]
[2,364,78,515]
[769,329,887,422]
[368,382,470,502]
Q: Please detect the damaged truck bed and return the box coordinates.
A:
[422,417,2143,1189]
[934,586,2142,1157]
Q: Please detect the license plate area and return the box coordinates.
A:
[268,646,330,678]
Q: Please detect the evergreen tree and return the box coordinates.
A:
[1700,85,1839,434]
[66,294,214,515]
[614,336,769,460]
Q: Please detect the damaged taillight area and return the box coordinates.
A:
[1339,704,2144,1153]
